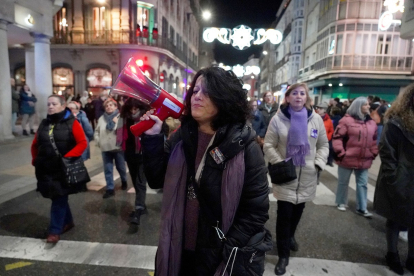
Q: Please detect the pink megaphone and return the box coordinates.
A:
[111,57,184,136]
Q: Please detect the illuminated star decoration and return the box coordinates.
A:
[203,26,283,50]
[230,25,254,50]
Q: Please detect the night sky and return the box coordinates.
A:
[205,0,282,65]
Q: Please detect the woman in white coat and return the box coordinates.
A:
[263,83,329,275]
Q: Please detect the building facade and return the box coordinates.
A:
[260,0,414,105]
[5,0,203,141]
[1,0,63,141]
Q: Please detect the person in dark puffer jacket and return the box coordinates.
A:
[140,66,271,276]
[31,95,87,244]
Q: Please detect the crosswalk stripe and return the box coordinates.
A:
[87,168,130,191]
[0,235,400,276]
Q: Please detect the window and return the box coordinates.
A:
[391,35,399,55]
[87,68,112,88]
[370,34,378,55]
[345,33,353,53]
[355,34,362,54]
[338,1,346,19]
[348,2,359,18]
[54,6,68,38]
[137,6,150,30]
[336,34,343,54]
[53,67,74,95]
[362,34,369,54]
[377,35,390,55]
[93,7,106,36]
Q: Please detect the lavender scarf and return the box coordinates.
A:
[156,141,245,276]
[287,106,310,166]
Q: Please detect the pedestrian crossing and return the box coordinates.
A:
[0,235,404,276]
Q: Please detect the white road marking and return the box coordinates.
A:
[0,235,403,276]
[0,235,156,270]
[87,168,130,191]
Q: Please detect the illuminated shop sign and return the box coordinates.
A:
[378,0,404,31]
[203,25,283,50]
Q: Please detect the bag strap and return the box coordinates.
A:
[48,124,61,157]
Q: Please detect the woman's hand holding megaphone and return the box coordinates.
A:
[141,109,163,135]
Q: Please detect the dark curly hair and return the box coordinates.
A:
[182,66,251,130]
[120,98,150,119]
[385,83,414,132]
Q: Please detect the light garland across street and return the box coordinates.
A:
[203,25,283,50]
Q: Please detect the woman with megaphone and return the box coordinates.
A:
[140,66,271,275]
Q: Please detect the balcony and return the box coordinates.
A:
[300,54,412,79]
[51,30,199,71]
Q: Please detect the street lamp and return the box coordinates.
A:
[202,11,211,20]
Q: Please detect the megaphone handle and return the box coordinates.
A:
[130,120,156,137]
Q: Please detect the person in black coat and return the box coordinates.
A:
[31,95,87,244]
[259,91,279,128]
[374,83,414,275]
[250,99,266,147]
[140,66,271,275]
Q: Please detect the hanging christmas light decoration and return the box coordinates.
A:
[203,25,283,50]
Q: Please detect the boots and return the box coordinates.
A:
[407,257,414,273]
[22,130,29,136]
[130,208,147,225]
[274,257,289,275]
[30,129,35,134]
[385,251,404,275]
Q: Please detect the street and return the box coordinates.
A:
[0,136,412,276]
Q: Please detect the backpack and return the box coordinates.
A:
[370,106,381,124]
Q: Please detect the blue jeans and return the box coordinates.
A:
[102,151,127,190]
[336,166,369,211]
[49,195,72,234]
[377,124,383,145]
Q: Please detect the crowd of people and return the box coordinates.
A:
[11,67,412,276]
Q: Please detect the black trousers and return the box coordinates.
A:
[125,153,147,209]
[327,140,334,165]
[276,200,305,258]
[386,219,414,258]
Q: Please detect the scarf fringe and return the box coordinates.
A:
[287,144,310,166]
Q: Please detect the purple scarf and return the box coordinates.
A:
[287,106,310,166]
[156,141,245,276]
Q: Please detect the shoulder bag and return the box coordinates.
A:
[268,158,297,185]
[49,124,90,188]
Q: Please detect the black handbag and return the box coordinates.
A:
[60,156,91,187]
[49,125,90,188]
[223,228,273,275]
[268,158,297,185]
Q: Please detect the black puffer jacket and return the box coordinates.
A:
[142,120,270,275]
[374,117,414,227]
[34,110,79,198]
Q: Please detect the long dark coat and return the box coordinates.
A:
[374,117,414,227]
[142,120,270,275]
